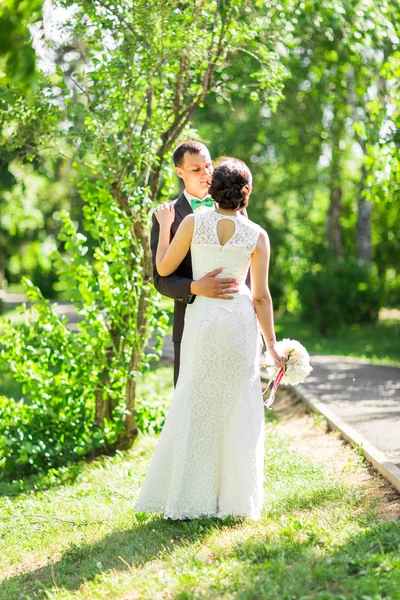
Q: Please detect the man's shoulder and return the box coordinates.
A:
[169,192,185,206]
[151,194,184,223]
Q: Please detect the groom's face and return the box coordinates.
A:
[176,149,213,198]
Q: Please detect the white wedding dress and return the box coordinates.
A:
[134,209,265,520]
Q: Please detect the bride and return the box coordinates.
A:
[134,157,285,521]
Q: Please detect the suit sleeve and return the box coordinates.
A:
[150,211,195,304]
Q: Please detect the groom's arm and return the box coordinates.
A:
[151,212,195,304]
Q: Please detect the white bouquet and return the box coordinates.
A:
[260,338,313,410]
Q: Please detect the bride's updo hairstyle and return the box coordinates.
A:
[209,157,252,210]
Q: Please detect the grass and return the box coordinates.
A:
[0,365,399,599]
[274,314,400,365]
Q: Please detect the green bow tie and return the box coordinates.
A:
[190,197,214,211]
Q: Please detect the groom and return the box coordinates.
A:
[150,140,250,387]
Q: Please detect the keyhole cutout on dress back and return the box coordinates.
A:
[217,218,236,247]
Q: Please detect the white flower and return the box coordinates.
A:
[261,338,313,386]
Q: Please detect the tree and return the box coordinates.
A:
[0,0,290,473]
[194,0,399,315]
[360,47,400,302]
[0,0,44,87]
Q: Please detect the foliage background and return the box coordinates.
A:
[0,0,399,479]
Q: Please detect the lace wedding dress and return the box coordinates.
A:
[134,210,265,520]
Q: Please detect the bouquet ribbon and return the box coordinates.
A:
[263,366,285,410]
[261,340,312,410]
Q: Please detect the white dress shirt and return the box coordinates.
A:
[183,190,215,214]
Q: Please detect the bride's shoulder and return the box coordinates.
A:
[240,217,268,251]
[240,214,264,233]
[181,213,195,225]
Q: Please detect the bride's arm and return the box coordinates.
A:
[156,214,195,276]
[250,230,285,368]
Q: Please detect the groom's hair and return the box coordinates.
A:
[173,140,208,167]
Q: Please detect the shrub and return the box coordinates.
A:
[383,268,400,308]
[0,394,96,480]
[298,258,383,335]
[0,280,125,479]
[135,367,173,435]
[0,204,167,480]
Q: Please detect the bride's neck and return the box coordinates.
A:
[216,207,240,216]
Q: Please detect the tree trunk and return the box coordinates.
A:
[0,221,4,284]
[356,196,372,263]
[118,237,154,449]
[356,163,372,263]
[94,376,112,428]
[347,64,373,265]
[118,354,140,450]
[354,136,372,263]
[109,183,155,449]
[117,282,153,449]
[326,104,343,256]
[0,229,4,316]
[326,185,342,257]
[94,348,114,429]
[326,109,343,257]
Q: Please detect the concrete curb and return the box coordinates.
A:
[261,374,400,494]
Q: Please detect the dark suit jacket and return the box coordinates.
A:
[150,193,251,344]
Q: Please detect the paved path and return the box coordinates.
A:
[297,355,400,469]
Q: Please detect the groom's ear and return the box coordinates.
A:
[175,166,184,180]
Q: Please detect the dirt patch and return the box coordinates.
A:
[267,387,400,521]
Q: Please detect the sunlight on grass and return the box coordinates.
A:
[275,314,400,365]
[0,366,398,599]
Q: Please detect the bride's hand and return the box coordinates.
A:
[154,203,175,227]
[267,344,286,369]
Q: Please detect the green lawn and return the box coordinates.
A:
[274,314,400,365]
[0,365,399,599]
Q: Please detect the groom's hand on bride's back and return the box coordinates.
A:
[190,268,239,300]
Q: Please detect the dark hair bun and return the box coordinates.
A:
[209,158,252,210]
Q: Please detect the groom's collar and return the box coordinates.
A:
[174,191,193,220]
[183,189,211,202]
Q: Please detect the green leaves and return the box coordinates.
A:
[0,0,298,477]
[0,0,44,88]
[298,258,383,335]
